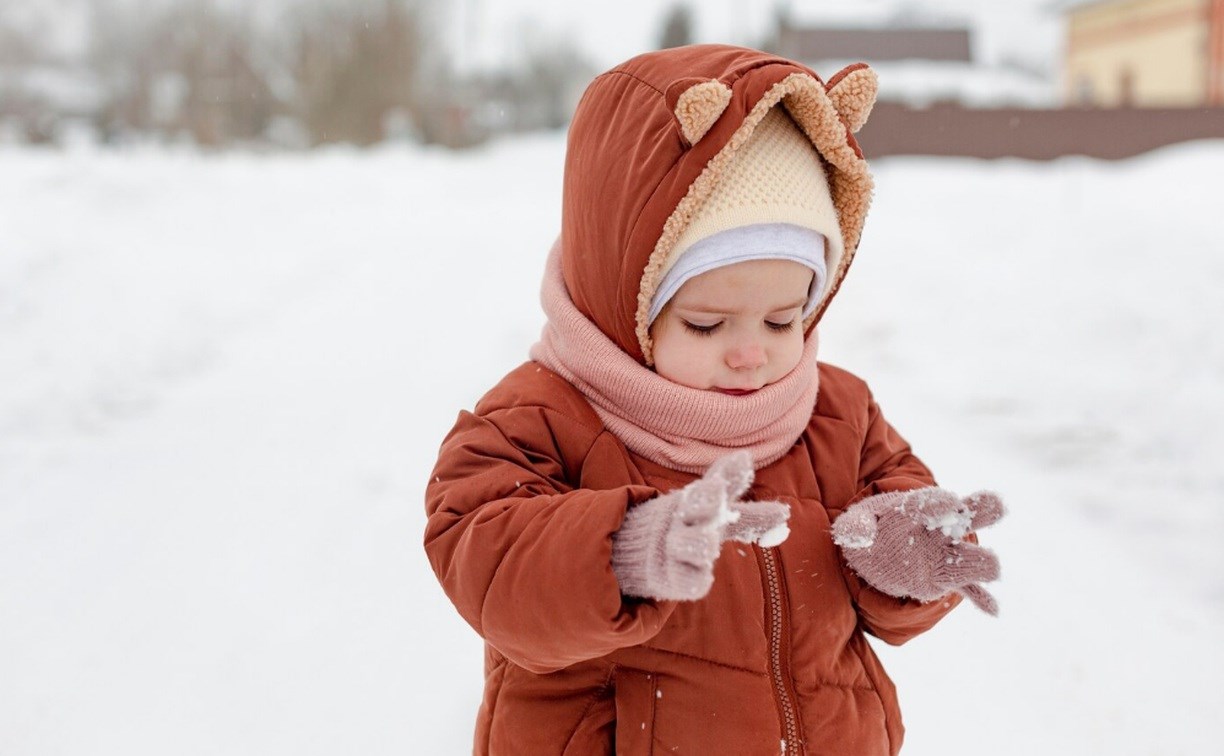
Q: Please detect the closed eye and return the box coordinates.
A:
[765,318,796,332]
[682,320,722,336]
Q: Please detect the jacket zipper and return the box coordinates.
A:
[760,545,802,754]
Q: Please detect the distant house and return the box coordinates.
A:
[771,16,1055,108]
[1064,0,1224,106]
[775,24,972,64]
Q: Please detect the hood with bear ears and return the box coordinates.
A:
[559,44,878,365]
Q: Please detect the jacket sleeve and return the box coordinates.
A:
[835,391,966,645]
[423,405,675,674]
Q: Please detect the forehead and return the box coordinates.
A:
[672,259,813,310]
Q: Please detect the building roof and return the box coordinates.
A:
[1056,0,1140,12]
[775,25,973,63]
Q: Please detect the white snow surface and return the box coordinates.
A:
[2,135,1223,754]
[861,60,1056,108]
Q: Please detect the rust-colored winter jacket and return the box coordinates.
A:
[425,45,962,755]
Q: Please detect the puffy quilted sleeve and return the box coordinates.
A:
[836,390,966,644]
[424,402,674,674]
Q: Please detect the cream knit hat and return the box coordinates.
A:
[652,104,845,310]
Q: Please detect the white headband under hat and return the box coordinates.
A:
[648,223,827,323]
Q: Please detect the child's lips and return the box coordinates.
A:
[715,387,760,396]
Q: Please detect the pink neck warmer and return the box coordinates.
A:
[529,240,821,474]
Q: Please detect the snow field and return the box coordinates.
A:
[1,134,1221,754]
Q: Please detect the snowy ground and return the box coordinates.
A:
[1,134,1221,754]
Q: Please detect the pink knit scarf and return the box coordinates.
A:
[529,240,821,474]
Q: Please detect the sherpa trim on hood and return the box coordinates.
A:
[559,44,878,365]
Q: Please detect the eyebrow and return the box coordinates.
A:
[675,297,808,316]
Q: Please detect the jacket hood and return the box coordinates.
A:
[559,44,878,365]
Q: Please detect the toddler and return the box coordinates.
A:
[425,44,1002,755]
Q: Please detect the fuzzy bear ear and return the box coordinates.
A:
[672,79,733,145]
[825,64,878,134]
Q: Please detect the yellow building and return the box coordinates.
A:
[1065,0,1224,106]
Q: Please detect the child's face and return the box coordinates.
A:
[650,259,812,394]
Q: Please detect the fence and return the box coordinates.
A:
[858,102,1224,160]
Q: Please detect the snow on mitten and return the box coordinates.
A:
[832,488,1004,615]
[611,451,790,601]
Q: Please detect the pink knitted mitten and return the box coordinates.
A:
[611,451,790,601]
[832,488,1004,615]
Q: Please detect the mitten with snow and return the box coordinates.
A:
[611,451,791,601]
[832,488,1004,615]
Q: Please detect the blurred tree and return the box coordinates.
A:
[0,20,38,66]
[291,0,424,146]
[177,9,278,146]
[90,0,278,146]
[0,6,54,141]
[412,15,596,148]
[658,4,695,50]
[74,0,601,149]
[517,27,595,130]
[87,0,431,147]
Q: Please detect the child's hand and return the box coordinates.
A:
[611,451,790,601]
[832,489,1004,615]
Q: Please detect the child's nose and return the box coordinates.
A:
[725,342,766,370]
